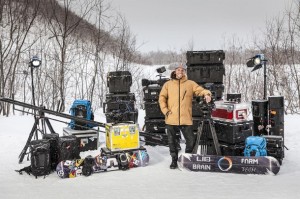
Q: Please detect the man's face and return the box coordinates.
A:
[175,67,186,79]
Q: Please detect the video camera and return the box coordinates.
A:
[141,66,169,87]
[195,96,215,116]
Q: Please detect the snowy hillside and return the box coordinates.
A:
[0,111,300,199]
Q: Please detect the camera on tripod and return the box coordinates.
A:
[195,96,215,116]
[141,66,169,87]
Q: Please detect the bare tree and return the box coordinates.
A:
[0,0,40,116]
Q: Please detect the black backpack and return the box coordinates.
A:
[43,133,59,170]
[30,139,51,178]
[58,135,80,161]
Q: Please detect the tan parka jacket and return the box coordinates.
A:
[159,75,211,125]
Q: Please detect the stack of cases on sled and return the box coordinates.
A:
[186,50,252,156]
[210,94,254,156]
[142,79,169,146]
[103,70,147,165]
[104,71,138,124]
[63,99,99,152]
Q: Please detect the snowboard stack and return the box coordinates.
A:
[57,122,149,178]
[103,71,138,124]
[141,67,170,146]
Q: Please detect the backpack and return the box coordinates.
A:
[58,135,80,161]
[244,136,267,157]
[30,139,51,178]
[43,133,59,170]
[69,99,95,130]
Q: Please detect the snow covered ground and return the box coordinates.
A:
[0,110,299,199]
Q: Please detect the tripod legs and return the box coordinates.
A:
[19,118,39,163]
[209,121,221,155]
[192,119,221,155]
[18,117,56,163]
[192,121,204,154]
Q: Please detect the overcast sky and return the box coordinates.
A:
[109,0,294,53]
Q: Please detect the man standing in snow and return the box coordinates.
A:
[159,63,212,169]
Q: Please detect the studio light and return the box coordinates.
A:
[246,54,265,71]
[30,56,41,68]
[246,54,268,99]
[29,56,41,108]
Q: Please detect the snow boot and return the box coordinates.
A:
[170,157,178,169]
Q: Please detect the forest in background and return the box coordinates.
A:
[1,0,300,115]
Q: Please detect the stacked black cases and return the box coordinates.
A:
[263,135,284,164]
[142,85,168,146]
[187,51,225,151]
[104,71,138,123]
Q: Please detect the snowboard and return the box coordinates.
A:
[178,153,280,175]
[56,147,149,178]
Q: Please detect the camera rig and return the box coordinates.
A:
[141,66,169,87]
[192,96,221,155]
[0,97,106,163]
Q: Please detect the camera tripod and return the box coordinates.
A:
[192,111,221,155]
[18,108,56,163]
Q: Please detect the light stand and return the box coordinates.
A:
[246,54,268,100]
[29,56,41,107]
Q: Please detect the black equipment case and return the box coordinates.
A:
[144,101,164,119]
[144,119,166,133]
[263,135,284,164]
[42,133,59,170]
[186,50,225,65]
[58,135,80,161]
[187,65,225,84]
[208,120,254,144]
[104,101,135,113]
[63,127,98,152]
[141,131,169,146]
[143,86,162,101]
[107,71,132,93]
[204,140,245,156]
[105,110,138,123]
[106,93,136,102]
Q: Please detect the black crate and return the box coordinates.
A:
[186,50,225,65]
[226,93,242,103]
[63,127,98,152]
[209,120,254,144]
[200,83,224,100]
[105,111,138,123]
[107,71,132,93]
[104,101,135,112]
[219,142,245,156]
[143,86,162,101]
[144,101,164,119]
[187,65,225,84]
[106,93,135,102]
[263,135,284,148]
[144,119,166,133]
[267,147,284,164]
[141,131,168,146]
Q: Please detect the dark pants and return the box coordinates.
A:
[165,125,195,159]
